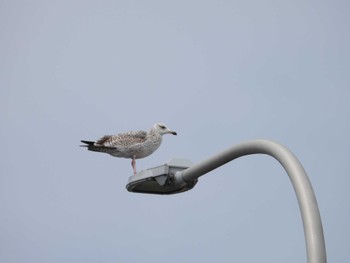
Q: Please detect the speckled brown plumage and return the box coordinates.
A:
[81,123,177,174]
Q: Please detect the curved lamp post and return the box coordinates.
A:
[127,139,327,263]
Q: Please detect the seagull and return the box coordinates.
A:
[81,123,177,175]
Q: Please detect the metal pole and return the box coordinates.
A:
[175,139,326,263]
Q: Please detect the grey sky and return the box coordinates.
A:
[1,0,349,262]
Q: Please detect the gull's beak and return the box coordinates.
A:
[169,130,177,135]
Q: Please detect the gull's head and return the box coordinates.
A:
[153,123,177,136]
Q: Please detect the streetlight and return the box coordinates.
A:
[126,158,197,195]
[126,139,327,263]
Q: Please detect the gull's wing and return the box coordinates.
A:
[96,130,148,148]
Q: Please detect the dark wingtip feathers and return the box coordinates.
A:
[80,140,95,147]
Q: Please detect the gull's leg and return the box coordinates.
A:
[131,158,137,175]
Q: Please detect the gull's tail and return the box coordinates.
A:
[80,140,95,147]
[80,140,117,153]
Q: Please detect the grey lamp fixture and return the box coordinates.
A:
[126,158,197,195]
[126,139,327,263]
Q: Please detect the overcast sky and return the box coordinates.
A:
[1,0,349,262]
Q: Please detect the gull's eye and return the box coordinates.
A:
[159,125,166,129]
